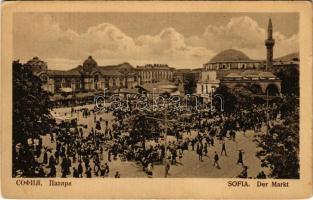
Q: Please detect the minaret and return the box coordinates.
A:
[265,18,275,70]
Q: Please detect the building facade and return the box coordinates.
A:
[137,64,174,84]
[196,71,220,96]
[203,49,265,71]
[197,18,283,97]
[222,71,281,96]
[27,56,140,94]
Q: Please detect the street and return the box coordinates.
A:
[39,104,266,178]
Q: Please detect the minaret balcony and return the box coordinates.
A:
[265,39,275,46]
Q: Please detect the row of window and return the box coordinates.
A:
[53,80,131,92]
[139,71,172,80]
[205,63,264,70]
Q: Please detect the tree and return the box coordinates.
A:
[128,111,162,150]
[255,100,299,178]
[232,85,253,107]
[13,60,55,176]
[213,85,254,112]
[275,67,299,96]
[184,75,196,95]
[213,85,236,113]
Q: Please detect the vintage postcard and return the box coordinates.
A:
[1,1,312,199]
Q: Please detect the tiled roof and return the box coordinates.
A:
[46,69,81,76]
[222,70,277,79]
[98,68,123,76]
[68,65,83,72]
[136,64,174,70]
[259,71,276,78]
[241,70,261,77]
[225,72,242,78]
[99,62,135,70]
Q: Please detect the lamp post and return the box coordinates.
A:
[93,111,96,144]
[163,107,168,178]
[144,113,189,177]
[266,89,269,134]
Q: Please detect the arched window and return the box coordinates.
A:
[113,78,116,87]
[267,84,279,96]
[61,79,66,88]
[55,79,62,92]
[250,84,262,94]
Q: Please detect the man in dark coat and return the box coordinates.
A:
[73,167,79,178]
[221,141,227,156]
[77,161,83,177]
[104,163,110,177]
[48,155,56,168]
[49,164,56,177]
[85,167,92,178]
[61,157,68,178]
[237,150,244,165]
[213,151,220,169]
[43,150,48,165]
[196,142,203,161]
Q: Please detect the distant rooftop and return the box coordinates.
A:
[137,64,174,70]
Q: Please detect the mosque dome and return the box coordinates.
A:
[83,56,98,73]
[210,49,251,63]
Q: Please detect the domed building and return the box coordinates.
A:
[82,56,98,73]
[196,19,282,99]
[26,56,140,95]
[210,49,250,62]
[25,56,48,72]
[222,70,281,96]
[197,49,264,97]
[197,65,282,99]
[204,49,265,71]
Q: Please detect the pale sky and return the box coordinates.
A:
[13,12,299,70]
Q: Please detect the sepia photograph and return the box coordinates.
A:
[1,1,312,199]
[12,11,300,179]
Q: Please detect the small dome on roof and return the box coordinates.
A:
[25,56,47,71]
[225,72,242,78]
[259,71,276,78]
[83,56,97,73]
[242,70,261,77]
[210,49,251,63]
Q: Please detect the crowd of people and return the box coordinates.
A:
[13,95,288,179]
